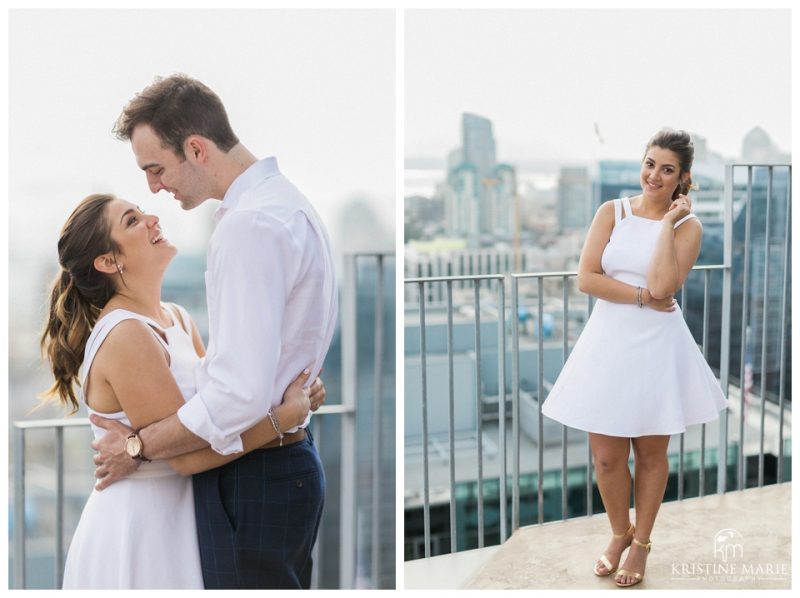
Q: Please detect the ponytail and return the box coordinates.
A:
[40,194,119,413]
[674,177,698,200]
[40,269,101,412]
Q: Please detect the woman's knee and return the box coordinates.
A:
[632,437,670,470]
[633,447,668,470]
[593,452,629,474]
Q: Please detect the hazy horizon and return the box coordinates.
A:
[406,9,791,167]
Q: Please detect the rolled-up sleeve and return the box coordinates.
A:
[177,210,301,454]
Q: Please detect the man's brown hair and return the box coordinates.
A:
[114,74,240,158]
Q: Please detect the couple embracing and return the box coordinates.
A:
[41,75,337,589]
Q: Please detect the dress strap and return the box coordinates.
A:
[165,302,192,334]
[613,198,622,224]
[673,213,698,229]
[621,197,633,219]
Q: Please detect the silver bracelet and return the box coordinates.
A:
[636,286,643,308]
[267,408,284,446]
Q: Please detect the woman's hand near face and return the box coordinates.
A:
[664,193,692,225]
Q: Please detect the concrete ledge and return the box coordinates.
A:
[465,483,791,589]
[404,545,502,589]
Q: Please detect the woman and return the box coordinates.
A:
[41,193,326,589]
[541,129,727,588]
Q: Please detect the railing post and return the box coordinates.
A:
[700,269,710,497]
[511,276,521,533]
[13,426,26,589]
[536,277,544,525]
[777,167,790,483]
[473,281,484,548]
[561,276,569,521]
[371,255,384,587]
[757,168,773,488]
[55,427,65,588]
[418,281,431,558]
[340,254,358,588]
[497,277,508,542]
[718,164,734,495]
[446,280,457,553]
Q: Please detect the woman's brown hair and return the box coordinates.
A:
[645,129,697,199]
[41,194,120,413]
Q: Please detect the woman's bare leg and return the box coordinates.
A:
[616,434,670,584]
[589,433,633,574]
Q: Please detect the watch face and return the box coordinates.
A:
[125,435,142,458]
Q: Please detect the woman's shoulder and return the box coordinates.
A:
[674,213,703,235]
[591,198,618,225]
[90,312,167,361]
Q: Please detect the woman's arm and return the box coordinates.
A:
[97,319,193,430]
[577,201,675,310]
[188,314,206,358]
[646,196,703,299]
[96,310,322,477]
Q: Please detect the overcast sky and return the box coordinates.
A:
[405,9,791,165]
[9,9,395,257]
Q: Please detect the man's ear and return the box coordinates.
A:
[94,253,119,275]
[184,135,209,164]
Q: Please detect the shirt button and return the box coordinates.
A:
[296,480,304,488]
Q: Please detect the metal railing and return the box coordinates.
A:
[11,251,395,590]
[405,163,791,558]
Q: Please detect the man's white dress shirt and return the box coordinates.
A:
[177,157,337,455]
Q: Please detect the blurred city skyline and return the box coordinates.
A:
[405,9,790,166]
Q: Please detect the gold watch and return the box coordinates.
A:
[125,431,151,462]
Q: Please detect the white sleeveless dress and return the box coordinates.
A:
[61,305,204,589]
[541,197,728,437]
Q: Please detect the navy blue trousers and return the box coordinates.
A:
[192,430,325,589]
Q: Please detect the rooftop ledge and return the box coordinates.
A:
[404,483,790,590]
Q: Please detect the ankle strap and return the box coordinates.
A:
[632,537,652,552]
[613,523,634,538]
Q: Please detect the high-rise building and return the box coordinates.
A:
[488,163,516,237]
[592,160,641,215]
[741,126,791,163]
[445,162,480,243]
[557,166,590,232]
[461,113,496,178]
[444,113,517,243]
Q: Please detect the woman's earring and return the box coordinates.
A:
[116,264,124,274]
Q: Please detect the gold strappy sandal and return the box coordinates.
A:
[593,523,634,577]
[614,537,652,587]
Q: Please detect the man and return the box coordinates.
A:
[91,74,337,589]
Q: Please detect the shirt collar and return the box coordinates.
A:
[214,157,280,222]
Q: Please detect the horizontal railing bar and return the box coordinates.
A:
[691,264,727,271]
[13,406,352,432]
[405,274,504,284]
[512,270,576,279]
[405,264,726,286]
[13,418,90,430]
[726,162,792,167]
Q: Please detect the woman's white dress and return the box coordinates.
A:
[62,305,204,589]
[541,197,727,437]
